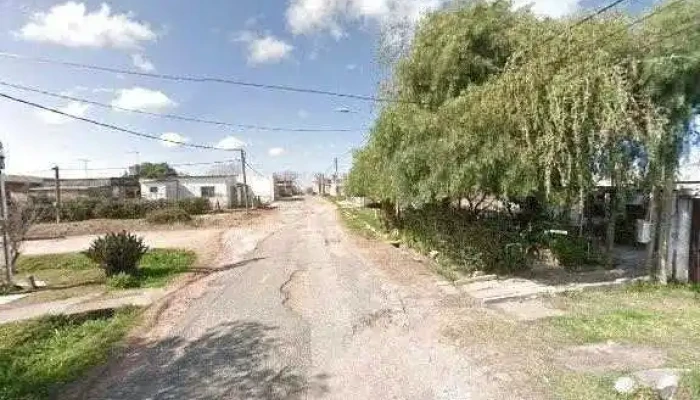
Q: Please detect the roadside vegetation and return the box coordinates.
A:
[346,0,700,283]
[542,284,700,399]
[16,247,196,292]
[335,201,601,279]
[35,197,211,223]
[0,308,139,400]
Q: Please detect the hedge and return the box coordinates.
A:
[34,198,211,222]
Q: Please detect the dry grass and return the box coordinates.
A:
[441,284,700,399]
[29,210,267,238]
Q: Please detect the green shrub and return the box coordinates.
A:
[93,200,144,219]
[399,205,540,274]
[84,231,148,277]
[176,198,211,215]
[58,198,100,221]
[145,208,192,224]
[547,235,599,269]
[106,272,141,289]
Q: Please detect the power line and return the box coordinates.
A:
[0,1,637,110]
[523,0,634,58]
[245,161,266,177]
[0,51,400,103]
[571,0,631,28]
[531,0,693,73]
[17,159,249,177]
[642,20,699,49]
[0,91,243,152]
[0,80,361,133]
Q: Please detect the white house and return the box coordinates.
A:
[140,174,275,208]
[140,175,241,209]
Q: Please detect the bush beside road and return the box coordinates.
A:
[16,249,196,292]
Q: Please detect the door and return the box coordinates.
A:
[690,199,700,283]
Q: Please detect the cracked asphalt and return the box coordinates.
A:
[78,198,492,400]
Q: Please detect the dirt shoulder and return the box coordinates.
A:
[29,209,270,238]
[331,200,700,399]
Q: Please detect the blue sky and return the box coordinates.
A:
[0,0,662,183]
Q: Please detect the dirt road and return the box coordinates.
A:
[77,198,495,400]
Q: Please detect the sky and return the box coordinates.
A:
[0,0,664,184]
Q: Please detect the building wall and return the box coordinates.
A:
[248,176,275,204]
[140,181,177,201]
[177,178,233,209]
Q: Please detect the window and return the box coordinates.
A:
[200,186,216,198]
[149,186,159,194]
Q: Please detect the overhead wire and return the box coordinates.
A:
[18,159,242,175]
[0,80,362,133]
[0,91,243,151]
[0,51,402,103]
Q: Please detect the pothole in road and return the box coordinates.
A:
[280,269,309,312]
[351,308,410,335]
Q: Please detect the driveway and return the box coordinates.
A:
[74,198,494,400]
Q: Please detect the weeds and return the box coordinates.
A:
[0,308,139,400]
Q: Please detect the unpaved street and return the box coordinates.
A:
[77,198,494,400]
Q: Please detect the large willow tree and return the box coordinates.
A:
[348,0,700,278]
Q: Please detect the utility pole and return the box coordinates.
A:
[77,159,89,178]
[333,157,339,196]
[0,142,11,284]
[128,151,140,176]
[240,149,249,210]
[52,166,61,224]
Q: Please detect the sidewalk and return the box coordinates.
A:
[0,287,172,325]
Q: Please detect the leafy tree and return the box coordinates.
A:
[348,0,700,279]
[131,162,178,179]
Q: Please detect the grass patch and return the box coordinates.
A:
[540,284,700,399]
[16,249,196,290]
[136,249,196,288]
[0,307,139,400]
[336,206,385,239]
[17,253,96,272]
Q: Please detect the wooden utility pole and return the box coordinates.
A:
[0,152,11,284]
[0,173,10,284]
[240,149,249,210]
[52,166,61,224]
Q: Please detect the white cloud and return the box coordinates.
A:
[286,0,443,38]
[297,109,310,119]
[17,1,157,49]
[216,136,247,150]
[346,63,357,70]
[511,0,580,18]
[235,31,294,65]
[111,87,176,111]
[36,101,89,125]
[131,54,155,72]
[159,132,188,148]
[268,147,286,157]
[286,0,580,38]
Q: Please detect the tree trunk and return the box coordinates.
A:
[578,187,585,237]
[605,189,617,267]
[656,173,675,284]
[644,187,660,276]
